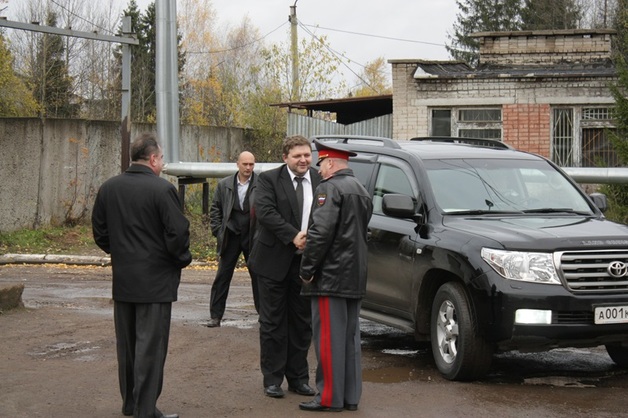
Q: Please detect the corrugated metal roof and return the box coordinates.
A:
[271,94,392,125]
[414,60,616,79]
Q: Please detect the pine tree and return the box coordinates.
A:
[521,0,582,30]
[447,0,522,66]
[603,0,628,223]
[112,1,186,123]
[31,11,77,118]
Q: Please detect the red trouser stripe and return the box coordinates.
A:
[318,296,333,406]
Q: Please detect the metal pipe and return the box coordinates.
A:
[164,163,628,184]
[163,162,283,178]
[156,0,180,163]
[562,167,628,184]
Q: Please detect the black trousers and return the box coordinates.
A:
[257,255,312,387]
[114,301,172,418]
[209,228,259,318]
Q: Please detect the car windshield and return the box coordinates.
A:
[424,158,594,214]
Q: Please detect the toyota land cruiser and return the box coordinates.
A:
[310,135,628,381]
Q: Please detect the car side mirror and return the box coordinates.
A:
[589,192,608,213]
[382,193,423,221]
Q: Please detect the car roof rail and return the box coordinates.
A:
[409,136,512,149]
[310,135,402,149]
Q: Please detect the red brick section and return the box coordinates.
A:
[503,103,551,158]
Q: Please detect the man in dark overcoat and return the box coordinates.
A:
[92,132,191,418]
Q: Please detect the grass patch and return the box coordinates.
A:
[0,224,101,255]
[0,217,218,262]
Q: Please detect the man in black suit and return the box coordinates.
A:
[206,151,258,327]
[92,132,191,418]
[248,135,321,399]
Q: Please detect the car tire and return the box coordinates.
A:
[430,282,493,380]
[605,343,628,367]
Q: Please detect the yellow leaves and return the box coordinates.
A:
[0,35,40,117]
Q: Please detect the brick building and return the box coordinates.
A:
[390,29,618,167]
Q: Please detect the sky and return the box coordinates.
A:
[135,0,460,81]
[4,0,460,83]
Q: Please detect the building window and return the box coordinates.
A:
[431,107,502,140]
[459,109,501,122]
[432,109,451,136]
[581,107,617,167]
[551,106,616,167]
[552,108,574,166]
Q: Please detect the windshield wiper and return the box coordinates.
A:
[447,209,522,215]
[522,208,590,215]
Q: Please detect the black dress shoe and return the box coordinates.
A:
[264,384,285,398]
[299,400,343,412]
[344,403,358,411]
[205,318,221,327]
[288,383,316,396]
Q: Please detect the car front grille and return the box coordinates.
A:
[557,250,628,294]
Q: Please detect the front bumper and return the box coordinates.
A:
[473,273,628,351]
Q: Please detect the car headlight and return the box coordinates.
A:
[481,248,561,284]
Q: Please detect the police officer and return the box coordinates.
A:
[298,140,373,412]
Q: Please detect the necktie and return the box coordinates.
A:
[295,177,304,226]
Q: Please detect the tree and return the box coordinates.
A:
[0,34,39,116]
[179,12,264,128]
[521,0,582,30]
[351,57,392,97]
[178,0,220,126]
[7,0,120,120]
[31,10,77,118]
[447,0,522,66]
[602,0,628,223]
[112,0,186,123]
[584,0,619,28]
[262,34,346,103]
[73,1,124,120]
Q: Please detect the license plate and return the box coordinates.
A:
[594,306,628,324]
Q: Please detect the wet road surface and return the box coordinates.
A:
[2,264,628,417]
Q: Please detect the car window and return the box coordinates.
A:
[424,158,593,213]
[348,160,375,190]
[373,164,414,215]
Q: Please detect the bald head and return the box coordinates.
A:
[237,151,255,181]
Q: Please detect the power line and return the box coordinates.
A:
[50,0,114,36]
[186,21,288,55]
[298,22,382,95]
[302,23,446,48]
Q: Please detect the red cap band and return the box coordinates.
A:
[318,149,350,161]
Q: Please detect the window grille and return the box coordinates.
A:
[552,108,573,166]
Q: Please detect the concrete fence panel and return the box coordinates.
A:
[0,118,246,233]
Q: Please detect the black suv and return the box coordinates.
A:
[310,135,628,381]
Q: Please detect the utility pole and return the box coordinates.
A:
[121,16,132,172]
[289,1,299,101]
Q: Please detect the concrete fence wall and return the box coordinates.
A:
[0,118,247,233]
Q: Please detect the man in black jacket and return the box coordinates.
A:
[92,132,191,418]
[207,151,258,327]
[248,135,321,399]
[299,140,373,412]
